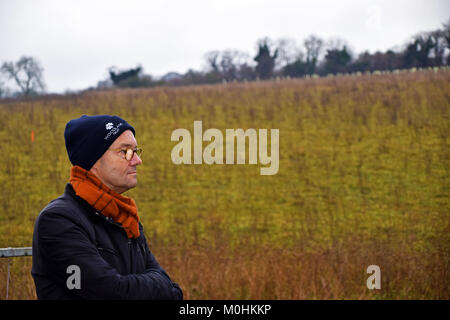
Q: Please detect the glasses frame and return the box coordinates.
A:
[108,147,143,161]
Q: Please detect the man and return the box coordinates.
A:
[31,114,183,300]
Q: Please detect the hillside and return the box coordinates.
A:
[0,69,449,299]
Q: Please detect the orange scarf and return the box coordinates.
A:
[69,165,140,239]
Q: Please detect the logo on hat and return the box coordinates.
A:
[104,122,124,140]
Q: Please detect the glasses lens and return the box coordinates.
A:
[136,148,142,157]
[126,148,134,161]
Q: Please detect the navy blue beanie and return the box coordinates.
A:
[64,115,135,170]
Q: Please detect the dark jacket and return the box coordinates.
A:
[31,183,183,300]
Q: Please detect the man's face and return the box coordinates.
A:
[90,130,142,194]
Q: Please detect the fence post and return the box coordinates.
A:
[6,257,11,300]
[0,247,32,300]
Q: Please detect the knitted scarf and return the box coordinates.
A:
[69,165,140,239]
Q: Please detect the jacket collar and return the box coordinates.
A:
[65,183,131,232]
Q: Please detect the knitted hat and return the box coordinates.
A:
[64,115,135,170]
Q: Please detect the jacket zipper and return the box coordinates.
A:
[96,211,134,272]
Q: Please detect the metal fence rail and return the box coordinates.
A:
[0,247,32,258]
[0,246,32,300]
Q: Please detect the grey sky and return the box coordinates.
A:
[1,0,449,93]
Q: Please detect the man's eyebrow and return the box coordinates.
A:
[117,143,137,148]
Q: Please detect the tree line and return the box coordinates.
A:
[1,19,449,97]
[100,19,450,89]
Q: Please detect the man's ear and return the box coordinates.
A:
[89,159,101,175]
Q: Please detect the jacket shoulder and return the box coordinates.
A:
[35,184,96,239]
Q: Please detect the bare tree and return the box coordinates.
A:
[218,51,237,81]
[204,50,253,81]
[442,18,450,65]
[0,78,6,98]
[304,35,323,65]
[204,51,220,73]
[275,38,300,70]
[429,29,447,66]
[0,71,7,98]
[1,56,46,96]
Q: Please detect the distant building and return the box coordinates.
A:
[161,72,183,82]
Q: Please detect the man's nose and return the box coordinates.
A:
[129,152,142,166]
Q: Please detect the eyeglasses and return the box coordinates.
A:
[108,147,143,161]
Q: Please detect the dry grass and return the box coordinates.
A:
[2,236,448,299]
[156,236,449,300]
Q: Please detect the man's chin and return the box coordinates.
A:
[128,177,138,189]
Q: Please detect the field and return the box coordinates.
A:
[0,70,449,299]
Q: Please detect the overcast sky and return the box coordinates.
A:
[1,0,449,93]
